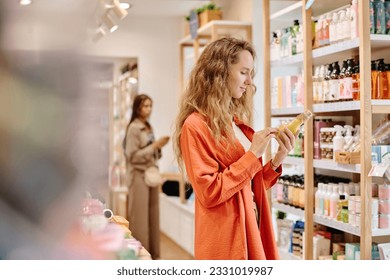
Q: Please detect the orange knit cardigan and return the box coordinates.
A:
[180,113,282,260]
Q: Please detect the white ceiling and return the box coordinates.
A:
[1,0,212,18]
[125,0,211,17]
[0,0,214,49]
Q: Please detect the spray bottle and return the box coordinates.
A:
[333,125,345,160]
[351,125,361,152]
[344,125,354,151]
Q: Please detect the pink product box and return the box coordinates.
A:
[379,214,390,229]
[378,184,390,200]
[379,200,390,214]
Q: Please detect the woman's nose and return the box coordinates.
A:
[245,75,252,85]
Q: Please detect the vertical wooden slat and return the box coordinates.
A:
[262,0,273,219]
[303,0,313,260]
[194,37,200,62]
[262,0,271,162]
[179,44,184,92]
[359,0,372,260]
[211,24,218,41]
[246,25,253,43]
[108,85,114,209]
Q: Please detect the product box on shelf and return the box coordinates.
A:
[346,243,379,260]
[372,145,390,164]
[335,151,360,164]
[199,10,222,27]
[378,243,390,260]
[313,235,331,260]
[345,243,360,260]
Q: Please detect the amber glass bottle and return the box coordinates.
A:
[352,64,360,100]
[280,110,314,136]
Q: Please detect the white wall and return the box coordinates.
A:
[215,0,252,21]
[85,16,183,172]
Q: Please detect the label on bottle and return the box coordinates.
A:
[344,77,353,99]
[329,79,340,101]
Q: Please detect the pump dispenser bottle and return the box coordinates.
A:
[344,125,354,151]
[333,125,345,159]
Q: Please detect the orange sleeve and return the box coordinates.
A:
[180,117,262,208]
[262,161,282,190]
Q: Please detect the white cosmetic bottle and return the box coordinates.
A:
[333,125,345,160]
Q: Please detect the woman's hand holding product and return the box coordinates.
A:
[272,126,296,168]
[249,127,278,158]
[153,136,170,149]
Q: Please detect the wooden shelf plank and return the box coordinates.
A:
[270,2,302,20]
[179,20,252,45]
[314,214,390,237]
[272,101,390,114]
[270,35,390,67]
[313,159,361,173]
[271,106,304,116]
[271,53,303,67]
[313,101,360,113]
[272,202,305,219]
[283,156,304,166]
[372,100,390,114]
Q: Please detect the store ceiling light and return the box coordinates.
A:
[19,0,32,5]
[102,13,118,33]
[112,0,129,20]
[129,77,138,84]
[119,3,131,10]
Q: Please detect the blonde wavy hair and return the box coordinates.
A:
[174,37,256,170]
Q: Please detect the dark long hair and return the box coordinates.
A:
[123,94,153,157]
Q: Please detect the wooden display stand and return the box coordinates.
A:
[111,215,152,260]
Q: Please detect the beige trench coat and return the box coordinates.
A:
[124,118,161,259]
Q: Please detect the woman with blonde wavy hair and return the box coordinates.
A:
[174,37,295,260]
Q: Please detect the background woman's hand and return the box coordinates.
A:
[249,127,278,158]
[272,127,295,166]
[153,136,170,149]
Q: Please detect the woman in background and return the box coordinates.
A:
[174,37,295,260]
[124,94,169,259]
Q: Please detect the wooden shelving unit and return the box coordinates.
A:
[108,62,138,219]
[263,0,390,259]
